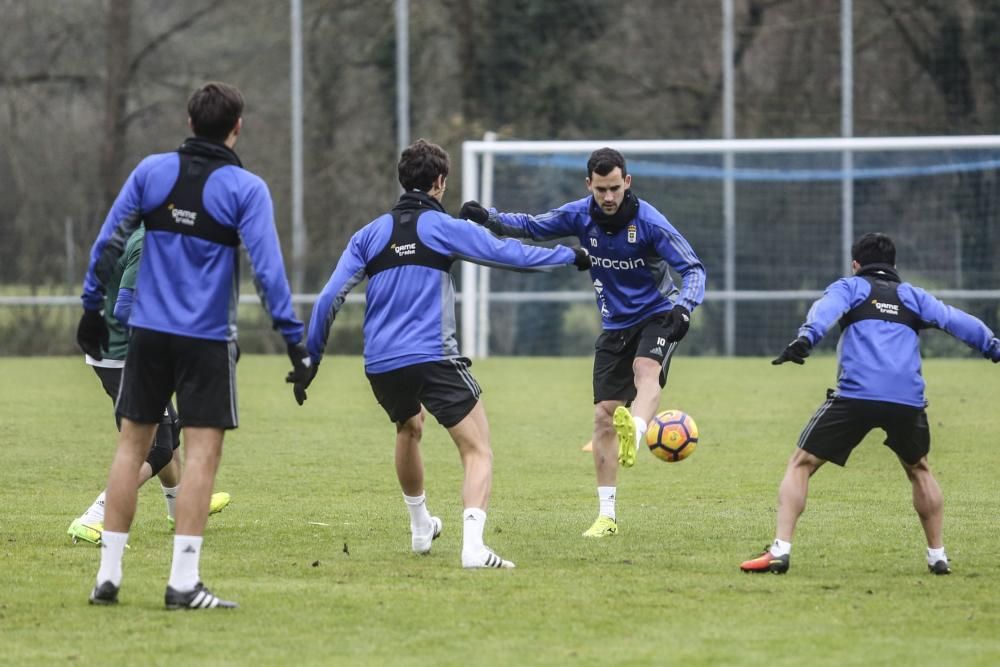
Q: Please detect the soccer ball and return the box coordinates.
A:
[645,410,698,462]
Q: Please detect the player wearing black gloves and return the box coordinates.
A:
[77,82,304,610]
[299,139,584,569]
[743,233,1000,576]
[461,147,706,538]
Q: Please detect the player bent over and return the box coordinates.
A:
[460,148,705,537]
[289,139,589,568]
[741,233,1000,575]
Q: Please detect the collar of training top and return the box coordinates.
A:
[856,263,901,282]
[393,190,447,214]
[589,189,639,233]
[177,137,243,168]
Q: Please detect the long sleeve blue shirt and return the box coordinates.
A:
[799,273,1000,407]
[81,145,303,344]
[307,197,579,373]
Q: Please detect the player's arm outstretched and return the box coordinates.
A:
[773,279,859,365]
[459,200,580,242]
[904,285,1000,361]
[424,215,589,272]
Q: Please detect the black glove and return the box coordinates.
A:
[459,200,490,225]
[76,308,109,360]
[572,248,591,271]
[664,305,691,343]
[285,342,318,405]
[772,336,812,365]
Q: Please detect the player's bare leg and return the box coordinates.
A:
[104,419,158,534]
[630,357,663,426]
[89,419,157,604]
[164,426,237,609]
[901,456,949,574]
[614,357,662,467]
[776,448,825,543]
[741,448,823,574]
[584,401,621,537]
[395,411,425,496]
[448,401,513,568]
[396,411,441,554]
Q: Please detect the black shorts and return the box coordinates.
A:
[117,327,239,430]
[93,365,180,450]
[366,358,481,428]
[593,312,679,404]
[797,391,930,466]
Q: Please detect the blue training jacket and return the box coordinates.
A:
[798,268,1000,407]
[487,195,706,329]
[307,192,579,373]
[81,139,303,344]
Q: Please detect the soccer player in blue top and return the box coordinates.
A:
[741,233,1000,575]
[460,148,706,538]
[77,82,308,608]
[294,139,589,569]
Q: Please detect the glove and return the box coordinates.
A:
[285,342,318,405]
[76,308,109,360]
[664,305,691,343]
[987,338,1000,363]
[572,248,591,271]
[459,200,490,225]
[772,336,812,365]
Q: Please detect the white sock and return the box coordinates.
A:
[633,417,648,451]
[97,530,128,587]
[168,535,203,592]
[403,492,432,533]
[161,484,179,520]
[927,546,947,565]
[462,507,487,553]
[598,486,617,521]
[770,539,792,557]
[82,491,106,524]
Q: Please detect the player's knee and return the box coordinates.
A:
[145,443,174,477]
[594,402,616,434]
[396,414,424,441]
[632,357,661,384]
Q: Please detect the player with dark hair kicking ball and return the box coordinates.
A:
[741,232,1000,575]
[293,138,589,569]
[460,147,705,538]
[78,82,305,609]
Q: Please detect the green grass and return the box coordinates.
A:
[3,355,999,666]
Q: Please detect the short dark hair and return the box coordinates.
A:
[852,232,896,266]
[398,139,449,191]
[587,147,627,178]
[188,82,244,141]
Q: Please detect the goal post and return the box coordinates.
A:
[460,135,1000,358]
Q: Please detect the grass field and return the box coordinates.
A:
[3,354,999,666]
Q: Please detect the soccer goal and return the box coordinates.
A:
[460,135,1000,358]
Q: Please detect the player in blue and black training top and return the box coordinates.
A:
[296,139,588,570]
[460,148,706,539]
[741,232,1000,576]
[77,82,308,610]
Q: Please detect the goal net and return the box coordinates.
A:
[460,136,1000,358]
